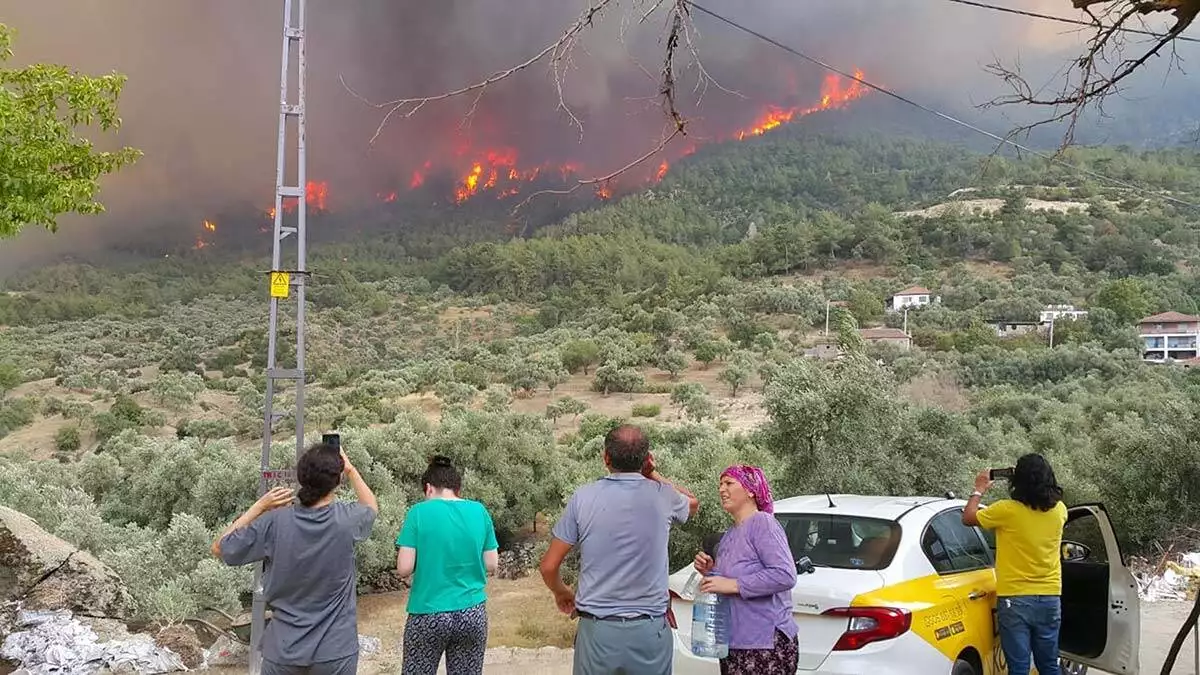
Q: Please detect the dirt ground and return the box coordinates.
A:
[206,595,1196,674]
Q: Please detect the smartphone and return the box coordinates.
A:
[989,467,1014,481]
[322,432,341,450]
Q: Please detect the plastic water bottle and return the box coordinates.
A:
[690,583,730,659]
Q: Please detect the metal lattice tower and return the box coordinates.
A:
[251,0,308,671]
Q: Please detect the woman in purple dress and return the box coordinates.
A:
[693,465,798,675]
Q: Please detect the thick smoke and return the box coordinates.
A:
[0,0,1121,265]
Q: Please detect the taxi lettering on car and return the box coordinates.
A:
[668,495,1140,675]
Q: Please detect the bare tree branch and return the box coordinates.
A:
[339,0,621,146]
[509,125,685,214]
[986,0,1200,149]
[341,0,720,212]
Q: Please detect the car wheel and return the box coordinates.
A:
[1060,659,1088,675]
[951,659,978,675]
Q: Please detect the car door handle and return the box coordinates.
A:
[968,590,987,600]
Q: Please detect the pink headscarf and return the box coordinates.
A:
[720,465,775,514]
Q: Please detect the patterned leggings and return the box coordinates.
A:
[719,629,799,675]
[401,602,488,675]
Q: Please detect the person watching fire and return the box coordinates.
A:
[212,441,378,675]
[539,424,699,675]
[963,453,1067,675]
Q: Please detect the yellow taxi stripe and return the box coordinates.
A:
[851,570,998,668]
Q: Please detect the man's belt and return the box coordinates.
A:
[576,611,661,622]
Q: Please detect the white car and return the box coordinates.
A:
[668,494,1140,674]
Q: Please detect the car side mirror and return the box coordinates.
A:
[796,556,816,575]
[1061,541,1090,562]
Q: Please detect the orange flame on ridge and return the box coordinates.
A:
[735,71,868,141]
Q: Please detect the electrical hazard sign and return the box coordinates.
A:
[269,271,290,298]
[262,469,297,492]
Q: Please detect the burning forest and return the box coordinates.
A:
[189,68,871,250]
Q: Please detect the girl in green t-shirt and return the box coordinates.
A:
[396,456,499,675]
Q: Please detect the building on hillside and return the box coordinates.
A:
[989,321,1045,339]
[859,327,912,350]
[886,286,936,313]
[803,338,842,361]
[1138,311,1200,362]
[1040,304,1088,324]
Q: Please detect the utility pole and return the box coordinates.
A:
[251,0,308,672]
[903,307,909,337]
[1049,318,1055,348]
[824,300,830,336]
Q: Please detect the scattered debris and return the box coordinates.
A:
[203,635,247,668]
[1137,551,1200,602]
[358,635,381,658]
[0,608,186,674]
[202,634,382,667]
[154,625,204,670]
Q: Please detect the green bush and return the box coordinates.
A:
[631,403,661,418]
[55,426,81,454]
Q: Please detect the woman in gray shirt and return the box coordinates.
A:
[212,442,378,675]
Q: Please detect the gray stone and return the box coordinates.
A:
[0,507,133,620]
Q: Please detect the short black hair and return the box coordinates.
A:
[1010,453,1063,512]
[422,455,462,492]
[604,425,649,473]
[297,442,343,507]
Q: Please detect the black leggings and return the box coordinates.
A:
[401,602,488,675]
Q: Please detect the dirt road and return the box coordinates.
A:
[466,600,1199,674]
[209,596,1195,673]
[1123,600,1197,675]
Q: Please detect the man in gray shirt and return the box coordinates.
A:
[213,442,378,675]
[540,425,699,675]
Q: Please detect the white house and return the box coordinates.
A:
[1138,311,1200,362]
[1039,304,1088,324]
[990,321,1044,339]
[887,286,934,313]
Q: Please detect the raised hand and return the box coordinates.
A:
[254,487,294,513]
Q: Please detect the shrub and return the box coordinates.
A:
[631,403,661,418]
[55,426,82,454]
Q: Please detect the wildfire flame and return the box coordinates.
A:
[264,180,331,219]
[193,219,217,250]
[237,70,871,222]
[735,71,868,141]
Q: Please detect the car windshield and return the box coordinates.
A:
[775,513,901,571]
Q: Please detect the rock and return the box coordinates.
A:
[205,635,248,667]
[0,506,133,621]
[496,542,537,580]
[155,625,204,669]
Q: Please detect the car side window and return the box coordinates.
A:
[1063,511,1109,564]
[922,509,992,574]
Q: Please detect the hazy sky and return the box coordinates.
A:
[0,0,1182,265]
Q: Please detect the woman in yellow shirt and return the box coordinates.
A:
[962,453,1067,675]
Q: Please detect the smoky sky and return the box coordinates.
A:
[0,0,1184,267]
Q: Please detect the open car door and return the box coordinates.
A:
[1058,503,1140,674]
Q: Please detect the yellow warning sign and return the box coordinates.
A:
[270,271,290,298]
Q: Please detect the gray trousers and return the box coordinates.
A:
[261,653,358,675]
[573,615,672,675]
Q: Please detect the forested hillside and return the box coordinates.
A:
[3,123,1200,624]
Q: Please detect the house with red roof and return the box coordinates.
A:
[1138,311,1200,362]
